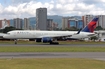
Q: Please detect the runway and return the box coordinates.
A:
[0,52,105,60]
[0,44,105,47]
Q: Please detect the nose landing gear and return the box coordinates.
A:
[14,39,17,44]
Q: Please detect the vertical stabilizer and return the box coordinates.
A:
[82,17,99,33]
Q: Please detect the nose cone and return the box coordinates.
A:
[0,33,6,39]
[3,34,9,39]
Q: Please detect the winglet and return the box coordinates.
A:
[77,28,82,34]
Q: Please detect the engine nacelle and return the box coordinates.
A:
[42,37,52,43]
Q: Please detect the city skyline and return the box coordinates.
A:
[0,0,105,19]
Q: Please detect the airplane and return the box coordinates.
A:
[3,17,99,44]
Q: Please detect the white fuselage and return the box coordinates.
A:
[3,30,95,39]
[3,30,74,39]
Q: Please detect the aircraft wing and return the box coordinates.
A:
[37,30,81,38]
[37,34,73,38]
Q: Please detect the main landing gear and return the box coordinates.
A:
[50,41,59,45]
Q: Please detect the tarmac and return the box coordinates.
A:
[0,44,105,61]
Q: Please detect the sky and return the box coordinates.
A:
[0,0,105,19]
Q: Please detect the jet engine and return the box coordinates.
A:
[42,37,52,43]
[36,37,52,43]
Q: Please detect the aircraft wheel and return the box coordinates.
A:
[50,42,59,45]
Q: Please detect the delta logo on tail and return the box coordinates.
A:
[82,17,99,33]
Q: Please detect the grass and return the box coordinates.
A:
[0,46,105,52]
[0,58,105,69]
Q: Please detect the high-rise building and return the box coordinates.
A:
[47,19,53,30]
[62,17,71,29]
[98,15,105,29]
[69,19,76,27]
[68,18,83,29]
[82,15,94,27]
[0,19,10,29]
[52,22,58,30]
[24,18,30,30]
[77,20,83,29]
[13,18,23,29]
[62,17,83,29]
[36,8,47,30]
